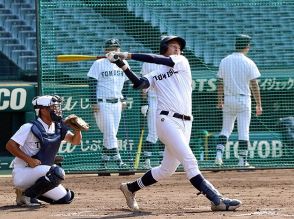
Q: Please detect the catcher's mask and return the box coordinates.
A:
[32,95,63,122]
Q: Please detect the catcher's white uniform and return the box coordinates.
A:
[11,118,69,201]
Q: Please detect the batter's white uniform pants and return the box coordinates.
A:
[151,113,201,181]
[13,165,68,201]
[146,95,158,144]
[220,95,251,140]
[94,101,122,149]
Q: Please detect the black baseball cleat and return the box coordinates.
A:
[211,198,242,211]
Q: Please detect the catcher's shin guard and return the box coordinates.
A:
[24,165,65,198]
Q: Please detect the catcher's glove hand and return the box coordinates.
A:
[64,114,89,131]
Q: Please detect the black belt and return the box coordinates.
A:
[160,110,191,121]
[97,98,120,103]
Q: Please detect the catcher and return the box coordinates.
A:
[6,95,89,206]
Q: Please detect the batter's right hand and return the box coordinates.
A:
[106,52,119,62]
[27,157,41,168]
[112,52,129,60]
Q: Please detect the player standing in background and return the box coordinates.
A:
[107,35,241,212]
[140,62,161,169]
[6,95,81,206]
[214,34,262,167]
[87,39,129,169]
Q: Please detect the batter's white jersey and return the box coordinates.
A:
[141,62,161,144]
[141,62,161,98]
[144,55,192,116]
[217,52,260,96]
[87,58,129,99]
[143,55,200,180]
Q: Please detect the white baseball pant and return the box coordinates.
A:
[146,95,158,144]
[220,95,251,140]
[94,101,122,149]
[151,114,201,181]
[13,165,67,201]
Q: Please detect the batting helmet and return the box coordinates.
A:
[235,34,251,50]
[160,35,186,54]
[104,38,120,49]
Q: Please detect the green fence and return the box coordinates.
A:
[38,0,294,173]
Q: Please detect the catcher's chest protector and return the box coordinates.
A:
[30,120,68,165]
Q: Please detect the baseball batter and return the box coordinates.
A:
[140,62,161,169]
[87,39,129,169]
[107,36,241,211]
[6,95,82,206]
[214,34,262,167]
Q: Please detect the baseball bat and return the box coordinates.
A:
[134,127,144,169]
[56,55,106,62]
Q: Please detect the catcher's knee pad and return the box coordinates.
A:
[46,164,65,186]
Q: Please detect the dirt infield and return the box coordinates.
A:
[0,169,293,219]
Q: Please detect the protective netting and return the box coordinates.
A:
[38,0,294,173]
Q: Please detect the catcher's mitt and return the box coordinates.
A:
[64,114,89,131]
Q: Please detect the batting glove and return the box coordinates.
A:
[113,52,129,60]
[106,52,119,62]
[141,105,148,117]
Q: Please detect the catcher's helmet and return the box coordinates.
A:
[160,35,186,54]
[104,38,120,49]
[32,95,62,108]
[32,95,63,121]
[235,34,251,50]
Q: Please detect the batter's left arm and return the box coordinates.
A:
[112,59,150,90]
[130,54,175,67]
[113,52,175,67]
